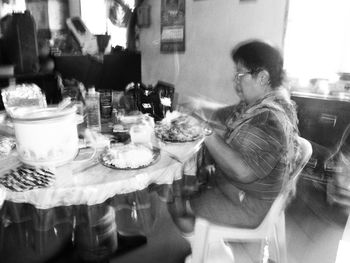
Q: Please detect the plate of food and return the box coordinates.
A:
[154,112,204,143]
[99,144,160,170]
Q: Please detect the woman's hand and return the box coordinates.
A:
[202,121,226,139]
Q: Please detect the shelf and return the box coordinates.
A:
[292,91,350,103]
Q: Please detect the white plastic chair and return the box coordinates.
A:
[187,137,313,263]
[0,187,5,209]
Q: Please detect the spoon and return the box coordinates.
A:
[57,97,72,111]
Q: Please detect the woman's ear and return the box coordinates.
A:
[258,70,270,87]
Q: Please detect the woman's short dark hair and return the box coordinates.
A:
[231,40,285,89]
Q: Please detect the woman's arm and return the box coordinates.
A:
[204,111,285,184]
[210,105,237,124]
[204,133,257,183]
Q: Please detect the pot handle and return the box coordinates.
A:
[73,145,97,165]
[76,114,84,124]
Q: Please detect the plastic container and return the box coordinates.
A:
[85,87,101,132]
[129,123,152,145]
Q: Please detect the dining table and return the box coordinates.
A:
[0,130,204,263]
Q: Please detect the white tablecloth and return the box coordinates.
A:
[0,138,203,209]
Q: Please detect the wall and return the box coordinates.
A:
[48,0,69,32]
[26,0,69,39]
[68,0,80,17]
[139,0,288,105]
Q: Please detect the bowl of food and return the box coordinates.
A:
[155,112,203,142]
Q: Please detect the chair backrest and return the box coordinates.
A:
[189,137,313,263]
[286,137,313,195]
[330,122,350,157]
[324,122,350,171]
[263,137,313,228]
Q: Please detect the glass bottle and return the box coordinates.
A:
[85,87,101,132]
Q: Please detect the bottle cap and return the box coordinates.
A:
[88,87,95,94]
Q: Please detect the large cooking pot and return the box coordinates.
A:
[12,106,82,167]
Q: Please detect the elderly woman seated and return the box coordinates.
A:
[168,40,301,235]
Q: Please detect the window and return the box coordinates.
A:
[80,0,135,48]
[80,0,107,35]
[0,0,25,18]
[0,0,26,37]
[284,0,350,85]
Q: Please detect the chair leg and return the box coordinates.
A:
[205,240,235,263]
[191,218,210,263]
[274,213,288,263]
[264,230,278,263]
[259,237,270,263]
[167,196,195,233]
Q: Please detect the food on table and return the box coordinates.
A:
[111,124,130,143]
[101,144,155,169]
[113,124,128,133]
[0,165,55,192]
[0,113,15,137]
[120,114,143,125]
[0,112,6,123]
[118,112,154,128]
[1,83,47,117]
[0,136,16,158]
[155,112,203,142]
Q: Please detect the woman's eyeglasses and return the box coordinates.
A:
[234,71,252,81]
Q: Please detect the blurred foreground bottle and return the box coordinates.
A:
[85,87,101,132]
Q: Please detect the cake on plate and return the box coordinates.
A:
[101,144,156,169]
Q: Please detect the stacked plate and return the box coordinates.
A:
[0,166,55,192]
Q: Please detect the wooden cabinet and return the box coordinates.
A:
[54,51,141,91]
[291,92,350,188]
[292,92,350,149]
[292,92,350,208]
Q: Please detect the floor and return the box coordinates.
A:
[109,178,350,263]
[286,179,348,263]
[2,175,345,263]
[110,194,191,263]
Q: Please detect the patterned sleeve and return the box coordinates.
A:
[227,111,286,179]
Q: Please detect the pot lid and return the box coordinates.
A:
[12,106,77,122]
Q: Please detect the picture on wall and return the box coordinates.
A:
[160,0,185,53]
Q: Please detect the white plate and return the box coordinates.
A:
[99,147,160,170]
